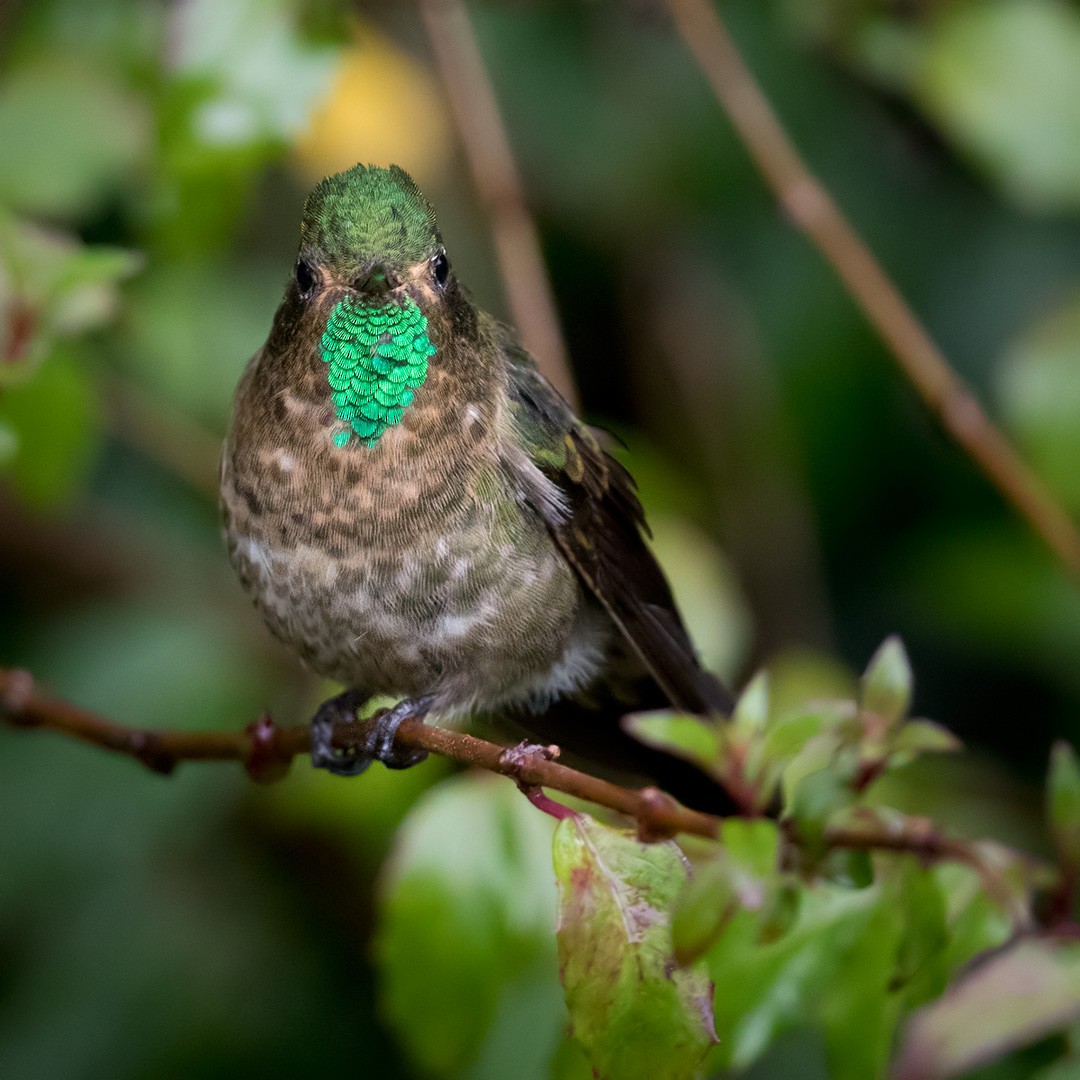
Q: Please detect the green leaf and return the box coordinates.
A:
[893,938,1080,1080]
[865,717,961,788]
[1048,741,1080,873]
[889,860,950,1010]
[707,883,903,1078]
[732,671,769,735]
[764,704,850,771]
[722,817,782,879]
[553,813,716,1080]
[887,720,962,763]
[934,860,1022,978]
[622,710,722,775]
[781,728,856,838]
[375,774,560,1078]
[672,853,740,967]
[860,635,912,729]
[672,819,780,964]
[750,706,838,809]
[0,343,103,508]
[549,1036,595,1080]
[915,0,1080,211]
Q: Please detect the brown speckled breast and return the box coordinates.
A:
[221,292,610,716]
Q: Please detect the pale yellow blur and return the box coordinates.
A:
[292,22,453,190]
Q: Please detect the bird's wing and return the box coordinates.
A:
[499,336,731,716]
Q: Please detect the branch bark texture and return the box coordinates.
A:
[1,664,1041,903]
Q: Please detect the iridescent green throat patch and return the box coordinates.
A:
[320,296,436,447]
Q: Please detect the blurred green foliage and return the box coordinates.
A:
[5,0,1080,1077]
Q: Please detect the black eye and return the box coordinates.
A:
[432,250,449,288]
[295,258,316,297]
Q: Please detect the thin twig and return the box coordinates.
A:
[665,0,1080,583]
[818,818,1041,922]
[0,667,303,778]
[417,0,579,408]
[0,665,1047,906]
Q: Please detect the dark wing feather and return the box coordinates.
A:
[500,337,732,716]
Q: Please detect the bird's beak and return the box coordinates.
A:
[350,263,402,297]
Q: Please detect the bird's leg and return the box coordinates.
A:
[309,690,431,776]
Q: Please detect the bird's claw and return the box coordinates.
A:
[366,697,431,770]
[310,689,370,776]
[309,691,431,776]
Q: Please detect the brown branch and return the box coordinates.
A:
[665,0,1080,584]
[0,665,715,833]
[0,667,304,778]
[417,0,579,409]
[0,665,1049,914]
[818,817,1044,922]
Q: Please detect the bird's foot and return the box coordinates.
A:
[310,689,369,776]
[310,691,431,776]
[365,696,432,770]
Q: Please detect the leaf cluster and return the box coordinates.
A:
[373,641,1080,1080]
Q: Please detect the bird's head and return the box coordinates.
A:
[276,164,468,449]
[295,163,451,309]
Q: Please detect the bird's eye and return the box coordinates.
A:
[432,250,450,289]
[295,258,316,297]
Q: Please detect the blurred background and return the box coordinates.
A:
[3,0,1080,1076]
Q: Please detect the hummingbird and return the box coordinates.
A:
[221,163,732,800]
